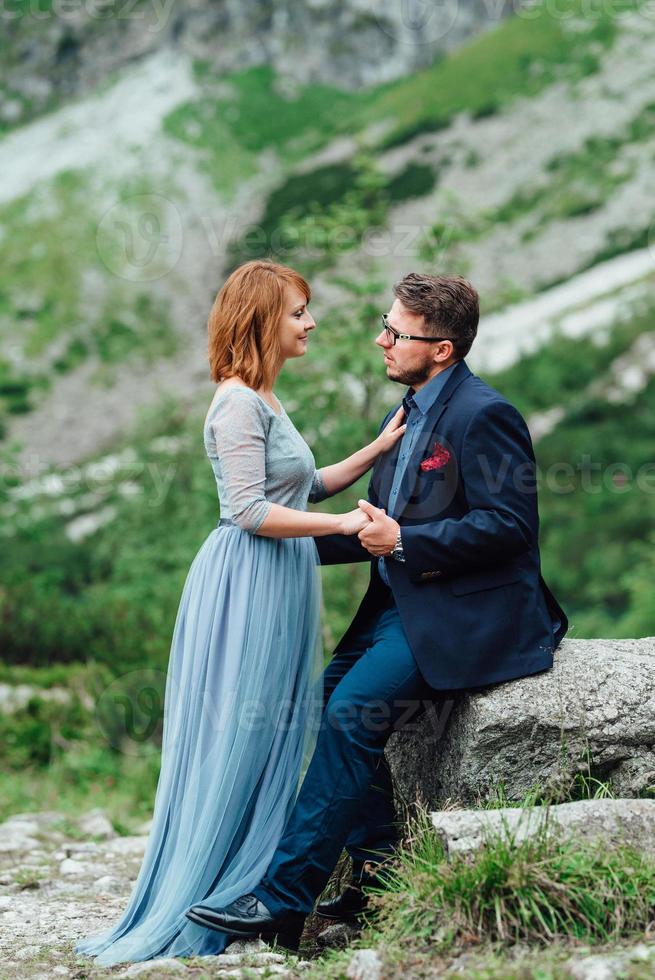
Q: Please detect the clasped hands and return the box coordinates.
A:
[356,499,399,557]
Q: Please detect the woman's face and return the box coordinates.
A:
[278,285,316,362]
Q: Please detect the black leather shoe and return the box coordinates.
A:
[315,869,385,922]
[185,893,305,952]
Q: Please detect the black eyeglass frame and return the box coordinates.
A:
[381,313,452,346]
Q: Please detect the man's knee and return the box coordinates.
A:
[324,693,395,742]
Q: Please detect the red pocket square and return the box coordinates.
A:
[420,441,451,471]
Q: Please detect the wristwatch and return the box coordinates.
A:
[387,529,405,562]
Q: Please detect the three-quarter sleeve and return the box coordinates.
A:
[308,468,329,503]
[210,390,273,533]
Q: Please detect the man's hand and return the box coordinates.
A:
[357,499,400,556]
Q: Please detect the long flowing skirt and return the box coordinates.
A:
[74,524,323,965]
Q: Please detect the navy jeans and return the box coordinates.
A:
[251,590,440,916]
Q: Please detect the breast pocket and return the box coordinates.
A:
[450,565,522,595]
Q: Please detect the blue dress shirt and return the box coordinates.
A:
[378,362,459,587]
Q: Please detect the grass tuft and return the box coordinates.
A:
[364,803,655,952]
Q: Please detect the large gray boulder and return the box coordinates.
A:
[386,637,655,806]
[430,799,655,856]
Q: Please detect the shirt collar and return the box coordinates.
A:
[405,361,459,416]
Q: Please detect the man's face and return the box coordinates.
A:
[374,298,450,388]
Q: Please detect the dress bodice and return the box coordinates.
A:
[203,385,328,532]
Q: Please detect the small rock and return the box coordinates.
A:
[106,836,147,856]
[59,858,87,876]
[64,841,100,855]
[0,99,23,123]
[16,945,42,960]
[346,948,383,980]
[0,833,40,853]
[217,951,286,966]
[0,817,40,835]
[120,957,188,975]
[566,944,655,979]
[78,809,115,840]
[93,874,121,892]
[317,921,360,948]
[224,938,269,954]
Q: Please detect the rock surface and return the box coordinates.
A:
[430,799,655,856]
[386,637,655,807]
[565,943,655,980]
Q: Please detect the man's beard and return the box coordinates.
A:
[386,360,432,387]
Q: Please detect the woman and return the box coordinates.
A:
[74,259,405,965]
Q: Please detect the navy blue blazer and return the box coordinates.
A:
[315,358,568,691]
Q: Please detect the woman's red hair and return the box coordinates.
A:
[208,260,311,389]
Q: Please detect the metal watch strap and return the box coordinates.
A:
[389,529,405,562]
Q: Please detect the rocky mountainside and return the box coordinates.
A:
[0,2,653,470]
[1,0,510,129]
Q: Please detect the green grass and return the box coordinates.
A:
[194,63,358,157]
[361,0,620,150]
[304,800,655,978]
[1,742,161,830]
[369,805,655,949]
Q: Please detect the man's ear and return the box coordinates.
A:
[433,340,454,365]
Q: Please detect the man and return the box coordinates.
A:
[186,273,568,951]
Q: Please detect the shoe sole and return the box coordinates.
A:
[314,908,363,922]
[184,909,301,952]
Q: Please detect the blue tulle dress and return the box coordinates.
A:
[74,385,328,965]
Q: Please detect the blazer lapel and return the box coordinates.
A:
[374,405,403,508]
[397,360,472,516]
[371,361,473,512]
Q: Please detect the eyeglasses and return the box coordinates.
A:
[381,313,452,347]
